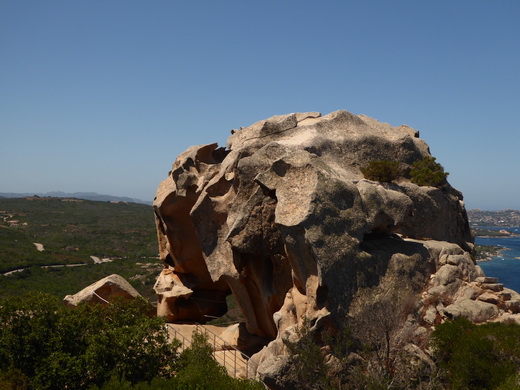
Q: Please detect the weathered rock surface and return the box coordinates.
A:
[152,110,518,383]
[64,274,145,308]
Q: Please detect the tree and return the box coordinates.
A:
[285,318,336,390]
[0,293,179,389]
[173,330,263,390]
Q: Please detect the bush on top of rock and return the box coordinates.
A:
[410,156,449,187]
[361,160,400,182]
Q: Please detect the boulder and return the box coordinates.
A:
[63,274,145,308]
[443,298,499,323]
[478,292,500,304]
[152,110,519,381]
[475,276,499,283]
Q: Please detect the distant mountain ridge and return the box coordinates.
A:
[0,192,152,205]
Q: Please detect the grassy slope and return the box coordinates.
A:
[0,197,162,300]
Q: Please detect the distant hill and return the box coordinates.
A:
[467,209,520,227]
[0,191,152,205]
[0,197,161,299]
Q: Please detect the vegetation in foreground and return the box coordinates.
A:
[2,295,519,390]
[0,293,263,390]
[431,317,520,390]
[283,298,520,389]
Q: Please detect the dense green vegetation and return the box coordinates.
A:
[0,294,177,389]
[0,197,161,300]
[361,160,400,182]
[4,293,516,389]
[409,156,449,187]
[431,317,520,389]
[0,294,263,390]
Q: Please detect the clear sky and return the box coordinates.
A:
[1,1,519,210]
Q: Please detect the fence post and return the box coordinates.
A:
[234,349,237,377]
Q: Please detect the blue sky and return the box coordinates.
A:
[1,1,519,210]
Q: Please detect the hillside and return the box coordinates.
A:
[0,197,161,300]
[468,209,520,227]
[0,191,151,204]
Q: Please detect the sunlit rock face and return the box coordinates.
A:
[153,110,494,373]
[64,274,147,308]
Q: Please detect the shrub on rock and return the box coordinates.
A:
[361,160,400,182]
[410,156,449,187]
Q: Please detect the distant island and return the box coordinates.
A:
[0,191,152,205]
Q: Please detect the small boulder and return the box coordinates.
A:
[482,283,504,292]
[63,274,145,308]
[478,292,500,304]
[423,306,438,325]
[475,276,499,284]
[504,299,520,313]
[443,298,498,323]
[458,284,481,300]
[434,264,460,286]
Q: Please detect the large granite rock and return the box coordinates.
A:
[152,110,516,381]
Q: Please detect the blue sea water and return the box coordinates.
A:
[475,227,520,293]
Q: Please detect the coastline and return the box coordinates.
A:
[473,227,518,262]
[476,246,510,262]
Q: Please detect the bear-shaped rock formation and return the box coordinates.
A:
[152,110,519,383]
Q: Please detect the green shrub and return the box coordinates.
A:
[95,330,264,390]
[285,319,333,390]
[0,293,264,390]
[409,156,448,187]
[431,317,520,390]
[0,293,179,390]
[173,330,263,390]
[361,160,400,182]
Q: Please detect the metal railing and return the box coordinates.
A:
[167,323,258,379]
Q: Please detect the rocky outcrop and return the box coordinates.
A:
[64,274,146,308]
[152,110,518,382]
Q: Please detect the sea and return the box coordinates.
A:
[475,227,520,293]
